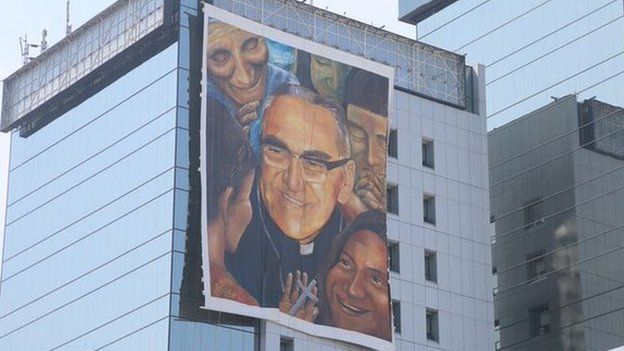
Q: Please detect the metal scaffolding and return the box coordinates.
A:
[213,0,467,108]
[1,0,165,132]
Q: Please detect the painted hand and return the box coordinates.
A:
[279,271,319,322]
[219,170,255,253]
[237,100,260,135]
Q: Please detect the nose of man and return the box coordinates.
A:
[367,139,384,167]
[231,53,255,87]
[284,157,305,193]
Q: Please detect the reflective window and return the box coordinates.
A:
[2,171,175,280]
[7,71,178,205]
[3,131,177,259]
[0,42,180,351]
[0,256,171,351]
[169,312,259,351]
[0,194,174,316]
[9,44,179,169]
[6,109,177,224]
[99,317,169,351]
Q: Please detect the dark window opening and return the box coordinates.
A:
[422,138,434,169]
[387,184,399,214]
[393,300,401,334]
[524,198,544,230]
[426,309,439,342]
[280,337,294,351]
[423,194,436,225]
[527,251,547,280]
[425,250,437,282]
[389,241,400,273]
[388,129,398,158]
[529,304,550,337]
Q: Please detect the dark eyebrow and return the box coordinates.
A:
[301,150,332,161]
[264,135,334,161]
[262,136,289,151]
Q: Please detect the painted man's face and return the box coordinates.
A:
[346,105,388,212]
[310,55,350,101]
[260,95,354,243]
[206,23,269,106]
[325,229,390,340]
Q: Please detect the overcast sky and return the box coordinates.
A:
[0,0,415,278]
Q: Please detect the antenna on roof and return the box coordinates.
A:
[20,33,46,65]
[41,29,48,52]
[66,0,72,35]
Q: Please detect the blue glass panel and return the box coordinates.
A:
[173,189,189,231]
[9,44,179,169]
[97,317,169,351]
[175,128,190,169]
[169,316,259,351]
[3,131,176,259]
[177,69,190,109]
[7,71,178,205]
[178,26,191,70]
[6,109,177,223]
[2,170,174,279]
[0,255,171,351]
[175,168,190,191]
[0,195,173,316]
[177,107,190,131]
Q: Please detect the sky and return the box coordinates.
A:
[0,0,413,282]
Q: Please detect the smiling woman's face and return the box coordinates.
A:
[325,229,390,339]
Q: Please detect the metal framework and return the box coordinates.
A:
[212,0,467,108]
[585,100,624,158]
[1,0,165,132]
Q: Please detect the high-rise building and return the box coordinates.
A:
[399,0,624,130]
[0,0,493,350]
[489,95,624,351]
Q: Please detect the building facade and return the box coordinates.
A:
[398,0,624,130]
[0,0,493,350]
[489,96,624,351]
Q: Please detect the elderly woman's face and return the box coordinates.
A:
[206,23,269,106]
[325,229,390,339]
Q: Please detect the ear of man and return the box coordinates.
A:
[337,160,356,205]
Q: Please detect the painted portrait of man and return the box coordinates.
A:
[295,52,352,104]
[201,17,392,347]
[208,84,355,308]
[344,69,389,212]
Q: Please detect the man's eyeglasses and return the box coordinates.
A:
[262,142,350,183]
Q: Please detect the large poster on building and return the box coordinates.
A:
[200,5,394,349]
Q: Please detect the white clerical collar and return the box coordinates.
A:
[300,242,314,256]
